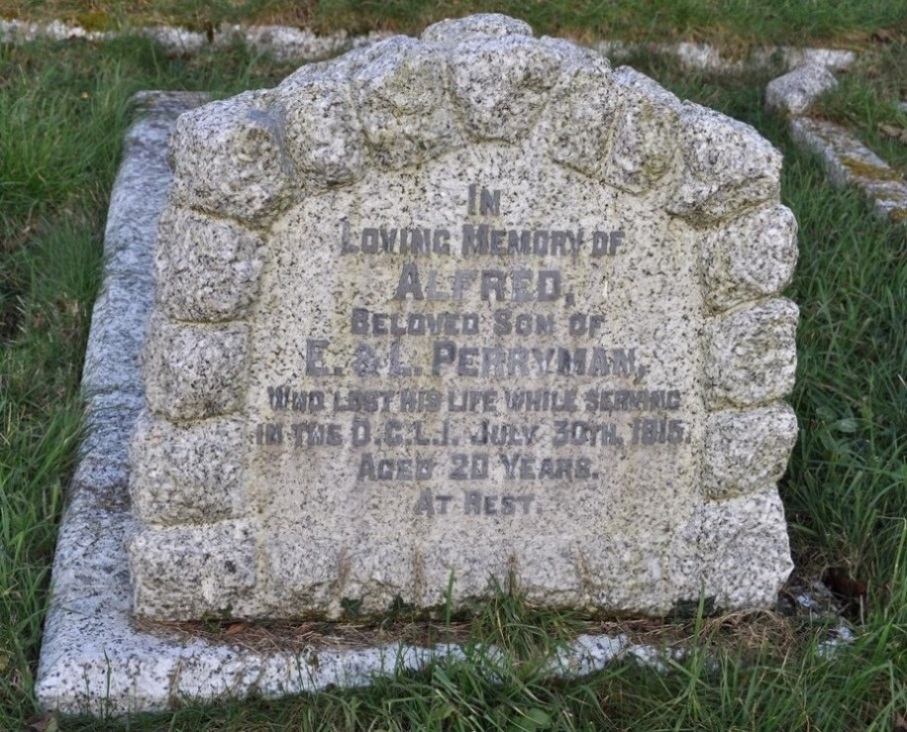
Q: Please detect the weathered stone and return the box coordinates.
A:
[538,50,622,177]
[276,65,368,190]
[127,520,258,621]
[703,204,798,311]
[352,39,464,168]
[705,299,799,408]
[766,63,838,116]
[130,414,247,526]
[702,404,799,500]
[155,206,264,321]
[127,14,798,622]
[669,103,782,222]
[421,13,532,43]
[169,91,297,223]
[142,317,249,421]
[603,67,681,194]
[82,277,151,397]
[446,34,561,141]
[789,117,907,225]
[671,488,793,609]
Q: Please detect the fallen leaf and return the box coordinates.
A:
[823,567,867,600]
[225,622,247,635]
[878,124,907,144]
[25,713,59,732]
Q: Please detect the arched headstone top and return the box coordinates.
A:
[130,14,798,622]
[165,14,782,226]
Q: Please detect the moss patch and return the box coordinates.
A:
[839,156,903,182]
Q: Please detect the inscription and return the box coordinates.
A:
[258,183,694,518]
[393,264,564,302]
[267,388,683,415]
[341,225,623,259]
[413,489,536,518]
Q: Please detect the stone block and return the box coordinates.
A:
[669,103,782,222]
[702,404,798,500]
[142,317,249,421]
[702,204,798,311]
[154,206,264,322]
[169,91,297,223]
[705,299,799,408]
[766,64,838,116]
[276,67,368,191]
[129,413,247,526]
[352,39,464,169]
[672,488,794,609]
[446,34,561,141]
[537,50,622,177]
[128,520,258,621]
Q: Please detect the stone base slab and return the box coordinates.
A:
[37,476,675,715]
[34,90,666,716]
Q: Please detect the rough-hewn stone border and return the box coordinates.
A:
[34,90,690,716]
[127,15,797,621]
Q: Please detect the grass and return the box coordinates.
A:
[2,0,907,46]
[1,5,907,731]
[812,35,907,173]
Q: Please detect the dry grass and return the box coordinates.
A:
[134,599,816,664]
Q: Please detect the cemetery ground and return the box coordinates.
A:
[1,4,906,730]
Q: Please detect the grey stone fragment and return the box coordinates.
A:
[446,34,561,141]
[703,204,798,311]
[703,404,799,500]
[128,520,258,621]
[155,206,264,321]
[606,68,680,194]
[672,488,793,609]
[169,91,297,223]
[142,317,249,421]
[669,103,782,222]
[706,299,799,408]
[352,38,464,168]
[421,13,532,42]
[596,41,855,74]
[276,66,368,190]
[130,413,247,526]
[536,44,621,177]
[766,64,838,116]
[141,26,207,54]
[218,24,347,62]
[779,48,855,73]
[790,117,907,224]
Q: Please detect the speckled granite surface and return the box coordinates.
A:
[33,85,678,719]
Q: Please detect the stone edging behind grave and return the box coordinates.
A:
[766,65,907,225]
[5,18,904,225]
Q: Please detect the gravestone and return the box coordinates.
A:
[128,14,799,622]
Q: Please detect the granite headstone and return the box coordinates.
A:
[128,14,799,621]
